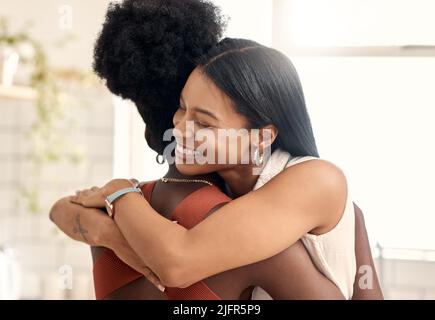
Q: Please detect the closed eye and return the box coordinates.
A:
[177,103,215,129]
[195,121,212,128]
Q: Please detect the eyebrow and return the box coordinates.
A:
[180,94,219,121]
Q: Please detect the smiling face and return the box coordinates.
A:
[171,67,272,176]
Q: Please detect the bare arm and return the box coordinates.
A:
[352,203,384,299]
[253,240,345,300]
[93,160,347,288]
[242,203,381,300]
[49,196,164,291]
[49,196,111,246]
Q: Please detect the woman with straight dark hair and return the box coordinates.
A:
[69,36,382,299]
[50,0,382,300]
[50,0,350,300]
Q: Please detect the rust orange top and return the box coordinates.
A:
[93,180,231,300]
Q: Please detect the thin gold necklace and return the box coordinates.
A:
[161,177,214,187]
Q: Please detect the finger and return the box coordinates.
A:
[70,193,91,207]
[75,189,90,196]
[81,189,93,196]
[73,187,106,208]
[143,267,165,292]
[69,195,83,205]
[79,194,105,208]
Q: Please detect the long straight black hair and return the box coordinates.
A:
[195,38,319,157]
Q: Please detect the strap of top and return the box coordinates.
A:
[93,180,228,300]
[170,185,231,228]
[141,180,158,202]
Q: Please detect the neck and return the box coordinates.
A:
[218,164,263,198]
[165,165,186,179]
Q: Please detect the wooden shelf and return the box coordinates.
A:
[0,85,37,100]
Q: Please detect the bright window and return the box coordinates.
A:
[281,0,435,47]
[291,57,435,250]
[274,0,435,250]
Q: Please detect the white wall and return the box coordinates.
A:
[376,256,435,299]
[0,0,112,71]
[1,1,117,299]
[0,82,114,299]
[213,0,273,46]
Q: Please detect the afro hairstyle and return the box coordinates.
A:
[93,0,227,154]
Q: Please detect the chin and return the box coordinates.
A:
[175,163,209,176]
[175,163,226,176]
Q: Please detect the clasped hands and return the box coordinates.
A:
[69,178,165,292]
[70,178,139,208]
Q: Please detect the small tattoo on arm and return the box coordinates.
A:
[73,214,89,242]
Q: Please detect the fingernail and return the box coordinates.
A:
[158,284,165,292]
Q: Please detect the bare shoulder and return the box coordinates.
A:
[259,158,348,234]
[287,158,346,183]
[263,158,347,192]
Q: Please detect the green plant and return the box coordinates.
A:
[0,17,90,215]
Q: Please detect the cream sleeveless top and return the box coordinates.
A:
[250,148,356,300]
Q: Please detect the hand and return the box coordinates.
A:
[70,179,138,208]
[71,185,106,208]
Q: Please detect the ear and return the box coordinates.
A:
[258,124,278,150]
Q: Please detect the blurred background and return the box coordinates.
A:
[0,0,434,299]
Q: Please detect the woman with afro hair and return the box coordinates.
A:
[50,0,382,300]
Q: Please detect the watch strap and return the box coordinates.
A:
[107,187,143,204]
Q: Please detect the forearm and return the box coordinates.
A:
[49,196,119,248]
[113,192,188,286]
[96,163,339,289]
[49,195,167,292]
[109,171,324,288]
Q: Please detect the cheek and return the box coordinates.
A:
[194,131,222,164]
[194,129,215,145]
[189,122,254,166]
[212,130,251,165]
